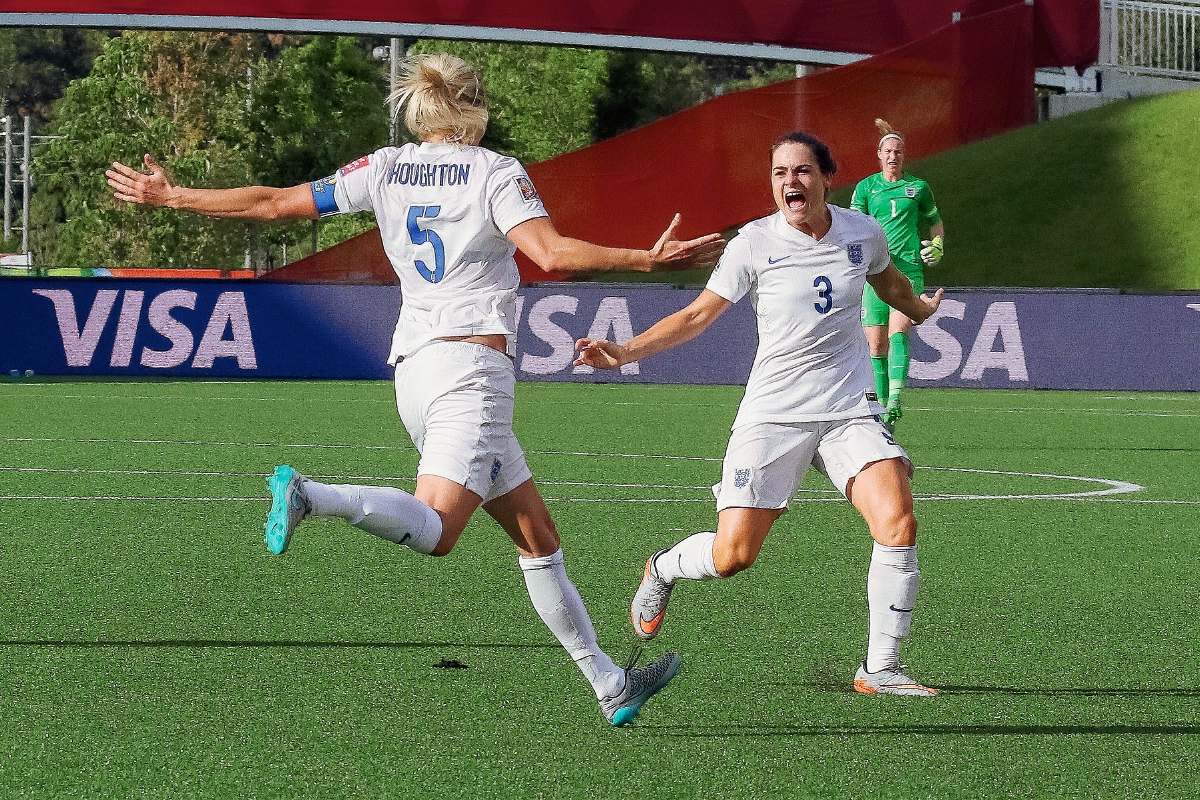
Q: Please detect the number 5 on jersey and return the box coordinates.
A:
[407,205,445,283]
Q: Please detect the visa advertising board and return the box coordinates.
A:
[2,279,1198,391]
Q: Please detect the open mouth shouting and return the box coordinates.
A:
[784,188,806,213]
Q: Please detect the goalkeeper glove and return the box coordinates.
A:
[920,235,944,266]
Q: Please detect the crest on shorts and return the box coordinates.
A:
[490,459,502,483]
[905,186,917,198]
[514,176,540,202]
[847,243,864,265]
[734,468,751,489]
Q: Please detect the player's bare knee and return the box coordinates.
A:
[429,518,466,557]
[523,520,561,557]
[871,511,917,547]
[716,545,758,577]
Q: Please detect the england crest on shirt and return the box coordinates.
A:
[847,243,864,265]
[905,186,917,198]
[734,468,751,488]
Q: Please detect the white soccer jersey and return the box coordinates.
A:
[310,142,548,362]
[706,206,891,426]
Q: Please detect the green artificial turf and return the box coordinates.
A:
[1,380,1198,798]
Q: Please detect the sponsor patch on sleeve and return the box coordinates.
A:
[338,155,370,176]
[514,176,540,202]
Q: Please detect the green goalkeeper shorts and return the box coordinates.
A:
[861,269,925,327]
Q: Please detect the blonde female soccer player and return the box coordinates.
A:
[575,131,943,696]
[106,52,726,726]
[851,119,945,429]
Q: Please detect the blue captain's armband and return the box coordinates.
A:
[310,175,340,217]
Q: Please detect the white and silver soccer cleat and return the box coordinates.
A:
[600,651,682,726]
[853,661,938,697]
[631,550,673,640]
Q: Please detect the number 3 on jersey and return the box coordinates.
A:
[813,275,833,314]
[407,205,445,282]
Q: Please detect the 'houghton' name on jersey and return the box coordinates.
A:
[309,142,547,363]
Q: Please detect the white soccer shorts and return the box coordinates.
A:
[713,417,911,511]
[394,340,532,503]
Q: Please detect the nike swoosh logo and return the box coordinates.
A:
[767,255,789,264]
[889,605,913,613]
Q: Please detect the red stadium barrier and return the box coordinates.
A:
[520,4,1033,281]
[264,4,1034,285]
[6,0,1095,71]
[258,228,393,285]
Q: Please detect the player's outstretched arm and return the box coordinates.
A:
[507,213,726,274]
[106,154,318,221]
[574,288,731,370]
[867,263,943,324]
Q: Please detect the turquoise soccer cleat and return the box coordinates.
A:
[600,651,681,726]
[265,465,309,555]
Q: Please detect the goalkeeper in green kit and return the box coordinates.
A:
[851,119,945,429]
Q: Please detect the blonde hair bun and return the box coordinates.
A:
[391,53,489,146]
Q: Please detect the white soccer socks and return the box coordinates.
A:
[519,549,624,700]
[301,480,443,555]
[653,531,720,584]
[865,542,920,673]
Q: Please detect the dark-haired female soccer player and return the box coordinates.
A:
[575,131,943,695]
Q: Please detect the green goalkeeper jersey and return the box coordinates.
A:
[849,172,941,275]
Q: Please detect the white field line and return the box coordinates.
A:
[1,437,728,460]
[0,496,263,502]
[0,466,723,491]
[903,406,1196,419]
[0,466,1172,503]
[1,436,414,451]
[4,497,1198,505]
[0,392,391,404]
[3,392,1197,416]
[918,466,1143,499]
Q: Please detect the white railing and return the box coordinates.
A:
[1100,0,1200,78]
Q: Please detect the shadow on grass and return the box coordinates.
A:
[652,723,1200,737]
[786,674,1200,699]
[928,684,1200,697]
[797,677,1200,699]
[0,639,560,649]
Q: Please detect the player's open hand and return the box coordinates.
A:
[647,214,726,272]
[913,288,945,323]
[106,154,177,208]
[573,338,626,370]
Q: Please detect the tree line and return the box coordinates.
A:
[1,29,793,271]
